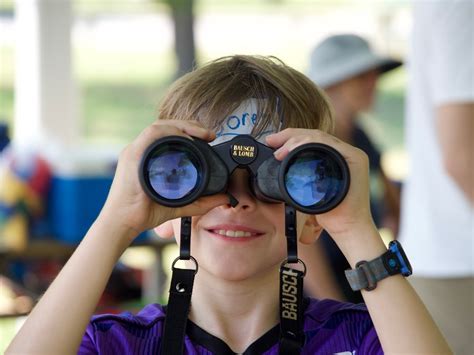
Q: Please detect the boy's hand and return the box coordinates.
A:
[266,128,374,244]
[99,120,228,243]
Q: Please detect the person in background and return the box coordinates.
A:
[300,34,402,303]
[399,1,473,354]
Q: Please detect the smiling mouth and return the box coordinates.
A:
[207,229,263,238]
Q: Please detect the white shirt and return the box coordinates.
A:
[399,0,474,277]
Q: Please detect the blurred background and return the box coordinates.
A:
[0,0,410,350]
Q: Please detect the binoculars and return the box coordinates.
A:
[139,134,350,214]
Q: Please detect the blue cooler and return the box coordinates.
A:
[47,174,114,244]
[45,149,150,245]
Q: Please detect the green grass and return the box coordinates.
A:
[82,83,166,144]
[0,0,13,13]
[0,82,172,145]
[0,86,13,125]
[0,317,21,353]
[0,82,171,144]
[72,0,404,17]
[75,46,175,85]
[0,82,405,150]
[0,43,14,128]
[0,45,177,144]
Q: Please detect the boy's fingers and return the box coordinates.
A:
[265,128,303,147]
[182,125,215,141]
[273,135,314,159]
[268,128,355,162]
[267,128,325,152]
[154,120,215,141]
[133,125,192,153]
[133,121,216,160]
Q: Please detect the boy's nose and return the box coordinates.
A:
[224,168,257,211]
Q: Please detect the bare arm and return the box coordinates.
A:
[337,224,451,353]
[436,102,474,205]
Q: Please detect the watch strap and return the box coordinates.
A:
[345,255,390,291]
[345,241,412,292]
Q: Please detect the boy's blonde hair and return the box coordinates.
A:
[159,55,334,135]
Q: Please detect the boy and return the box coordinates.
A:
[7,55,450,354]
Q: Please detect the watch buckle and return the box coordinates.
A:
[356,260,377,291]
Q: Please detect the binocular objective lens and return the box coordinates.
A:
[284,152,344,207]
[147,148,201,200]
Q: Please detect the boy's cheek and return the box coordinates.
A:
[296,211,308,237]
[298,226,312,244]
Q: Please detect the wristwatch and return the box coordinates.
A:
[345,240,412,291]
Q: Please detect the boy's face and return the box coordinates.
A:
[156,101,321,281]
[162,168,316,282]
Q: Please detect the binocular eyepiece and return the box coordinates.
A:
[139,134,350,214]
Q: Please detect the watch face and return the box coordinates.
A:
[385,256,400,274]
[389,240,412,276]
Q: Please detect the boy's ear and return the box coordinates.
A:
[299,214,324,245]
[154,220,175,239]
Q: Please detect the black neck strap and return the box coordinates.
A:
[160,217,197,355]
[179,216,192,260]
[279,205,306,355]
[285,205,298,263]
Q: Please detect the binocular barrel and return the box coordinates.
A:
[139,135,350,214]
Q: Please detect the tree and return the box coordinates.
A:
[164,0,196,78]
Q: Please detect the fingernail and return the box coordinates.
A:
[274,147,288,159]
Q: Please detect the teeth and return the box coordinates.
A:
[214,230,254,237]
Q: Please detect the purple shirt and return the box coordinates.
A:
[78,298,382,354]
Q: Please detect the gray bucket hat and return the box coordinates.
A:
[308,34,402,88]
